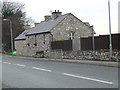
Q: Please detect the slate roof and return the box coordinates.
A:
[15,29,30,40]
[15,13,93,41]
[15,13,69,40]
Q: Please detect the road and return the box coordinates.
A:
[2,55,118,88]
[0,54,2,89]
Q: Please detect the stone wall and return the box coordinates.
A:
[15,39,120,61]
[48,50,120,61]
[15,40,28,56]
[15,33,52,57]
[51,13,93,41]
[26,33,51,57]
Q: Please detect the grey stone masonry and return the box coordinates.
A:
[49,50,120,61]
[15,11,94,57]
[51,13,93,41]
[26,33,52,57]
[15,40,28,56]
[52,10,62,19]
[15,33,52,57]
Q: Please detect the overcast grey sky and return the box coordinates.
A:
[14,0,119,35]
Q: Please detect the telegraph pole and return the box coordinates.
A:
[91,26,95,60]
[108,0,112,59]
[3,19,13,53]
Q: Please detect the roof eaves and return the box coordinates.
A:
[26,31,51,36]
[14,38,26,41]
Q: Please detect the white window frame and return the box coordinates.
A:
[69,31,75,40]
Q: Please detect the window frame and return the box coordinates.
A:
[69,31,75,40]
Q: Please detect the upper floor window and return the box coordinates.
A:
[69,31,75,40]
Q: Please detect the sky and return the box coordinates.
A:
[12,0,119,35]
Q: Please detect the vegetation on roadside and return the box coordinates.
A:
[2,0,34,52]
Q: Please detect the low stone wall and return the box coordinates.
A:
[48,50,120,61]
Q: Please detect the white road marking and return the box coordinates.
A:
[14,64,26,67]
[32,67,52,72]
[63,73,113,85]
[3,62,11,64]
[2,60,113,85]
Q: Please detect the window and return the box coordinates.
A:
[69,31,75,40]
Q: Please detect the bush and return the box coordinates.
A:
[5,52,12,55]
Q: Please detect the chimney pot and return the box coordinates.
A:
[51,10,62,19]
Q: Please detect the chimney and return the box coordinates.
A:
[34,23,40,26]
[44,15,52,21]
[51,10,62,19]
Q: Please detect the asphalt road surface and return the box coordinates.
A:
[1,55,118,88]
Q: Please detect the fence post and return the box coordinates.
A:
[72,38,81,51]
[61,49,63,61]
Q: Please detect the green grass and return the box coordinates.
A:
[5,52,12,55]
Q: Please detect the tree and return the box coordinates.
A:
[2,0,33,52]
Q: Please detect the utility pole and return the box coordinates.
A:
[91,26,95,60]
[108,0,112,59]
[3,19,13,53]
